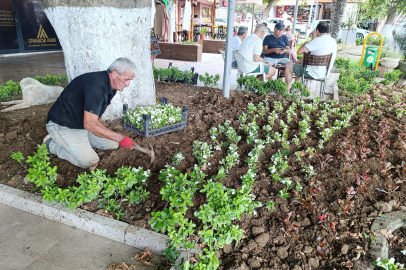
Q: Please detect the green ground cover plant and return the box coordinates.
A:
[198,72,220,87]
[34,74,68,86]
[152,66,196,84]
[0,80,21,102]
[12,145,150,220]
[335,58,380,96]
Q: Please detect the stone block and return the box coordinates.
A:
[0,184,25,205]
[59,207,128,243]
[125,225,169,255]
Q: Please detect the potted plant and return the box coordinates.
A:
[199,28,208,40]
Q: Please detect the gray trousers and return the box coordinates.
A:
[46,121,119,169]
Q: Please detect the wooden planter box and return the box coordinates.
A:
[156,43,202,62]
[203,40,226,54]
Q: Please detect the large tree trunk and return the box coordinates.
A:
[262,0,278,22]
[37,0,155,120]
[379,7,398,38]
[330,0,347,39]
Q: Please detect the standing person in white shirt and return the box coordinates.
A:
[285,22,337,90]
[231,26,248,68]
[238,24,276,81]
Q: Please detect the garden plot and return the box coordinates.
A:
[1,81,406,269]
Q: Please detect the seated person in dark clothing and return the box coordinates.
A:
[262,22,290,66]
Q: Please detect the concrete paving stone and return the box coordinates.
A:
[23,218,74,242]
[58,228,114,257]
[0,229,58,270]
[59,207,128,243]
[0,207,48,238]
[96,240,144,266]
[38,242,112,270]
[25,259,66,270]
[93,255,156,270]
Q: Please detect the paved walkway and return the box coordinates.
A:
[0,203,156,270]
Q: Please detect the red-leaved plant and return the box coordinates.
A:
[318,208,337,237]
[315,153,334,172]
[332,199,354,218]
[293,187,318,214]
[336,129,358,175]
[316,237,327,259]
[278,211,300,237]
[372,118,394,160]
[354,170,372,197]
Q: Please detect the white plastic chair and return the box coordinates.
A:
[219,50,238,81]
[233,51,267,90]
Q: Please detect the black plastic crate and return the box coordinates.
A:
[123,97,188,137]
[167,63,198,85]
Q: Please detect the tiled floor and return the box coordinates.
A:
[0,203,157,270]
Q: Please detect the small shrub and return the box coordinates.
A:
[334,57,351,69]
[355,38,364,45]
[382,70,403,85]
[34,74,67,86]
[0,80,21,102]
[199,72,220,87]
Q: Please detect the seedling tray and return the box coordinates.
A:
[123,97,188,137]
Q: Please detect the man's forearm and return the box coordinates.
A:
[297,41,310,55]
[86,121,125,142]
[263,48,277,54]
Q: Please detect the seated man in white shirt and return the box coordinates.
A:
[193,15,201,25]
[238,24,276,81]
[285,21,337,90]
[232,26,248,68]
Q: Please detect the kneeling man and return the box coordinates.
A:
[44,57,139,169]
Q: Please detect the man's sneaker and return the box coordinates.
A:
[42,134,51,144]
[42,134,52,153]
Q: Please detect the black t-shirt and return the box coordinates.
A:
[47,71,116,129]
[263,34,289,59]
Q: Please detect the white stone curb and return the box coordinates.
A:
[0,183,179,256]
[333,81,339,101]
[354,210,406,270]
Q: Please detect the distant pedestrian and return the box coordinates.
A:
[232,26,248,68]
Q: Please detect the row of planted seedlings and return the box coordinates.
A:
[12,146,151,220]
[148,94,361,269]
[236,75,311,98]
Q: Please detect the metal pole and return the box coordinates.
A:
[308,0,314,26]
[222,0,235,98]
[292,0,299,35]
[314,0,319,21]
[251,3,254,33]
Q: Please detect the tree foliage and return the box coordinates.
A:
[361,0,406,22]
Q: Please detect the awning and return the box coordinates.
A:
[275,0,331,5]
[236,0,263,6]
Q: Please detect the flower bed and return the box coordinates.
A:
[3,81,406,269]
[123,97,188,137]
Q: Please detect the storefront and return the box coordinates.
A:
[0,0,61,54]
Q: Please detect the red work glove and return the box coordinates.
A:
[119,136,137,150]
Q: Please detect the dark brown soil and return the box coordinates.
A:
[1,81,406,269]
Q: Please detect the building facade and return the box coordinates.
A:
[0,0,61,54]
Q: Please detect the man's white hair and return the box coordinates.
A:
[107,57,136,75]
[254,24,266,34]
